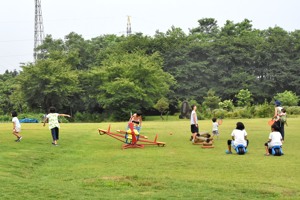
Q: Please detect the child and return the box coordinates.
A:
[43,107,71,146]
[212,117,221,140]
[275,108,287,124]
[264,124,283,156]
[226,122,249,154]
[12,111,22,142]
[128,111,142,133]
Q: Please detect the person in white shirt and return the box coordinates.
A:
[273,100,285,141]
[190,105,199,143]
[226,122,249,154]
[43,107,71,146]
[264,124,283,156]
[11,111,22,142]
[212,117,221,140]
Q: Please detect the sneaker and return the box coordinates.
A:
[225,150,232,154]
[189,136,193,141]
[15,136,22,142]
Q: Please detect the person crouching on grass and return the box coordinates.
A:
[12,111,22,142]
[264,124,283,156]
[43,107,71,146]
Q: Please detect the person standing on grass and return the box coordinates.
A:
[43,106,71,146]
[212,117,221,140]
[190,105,199,143]
[273,100,285,141]
[12,111,22,142]
[264,124,283,156]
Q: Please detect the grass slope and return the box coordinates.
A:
[0,118,299,200]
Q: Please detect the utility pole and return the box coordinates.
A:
[34,0,45,61]
[126,16,132,36]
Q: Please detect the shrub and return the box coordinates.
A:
[286,106,300,115]
[212,109,227,119]
[254,101,273,118]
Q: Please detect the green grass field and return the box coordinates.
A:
[0,118,299,200]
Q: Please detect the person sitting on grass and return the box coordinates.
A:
[264,124,283,156]
[226,122,249,154]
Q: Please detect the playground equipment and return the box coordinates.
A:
[193,132,214,148]
[98,122,166,149]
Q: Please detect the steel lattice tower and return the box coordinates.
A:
[127,16,132,36]
[34,0,45,61]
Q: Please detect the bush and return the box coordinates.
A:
[234,108,252,118]
[254,102,273,118]
[212,109,227,119]
[0,115,10,122]
[286,106,300,115]
[73,112,104,122]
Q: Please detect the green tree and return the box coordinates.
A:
[235,89,253,107]
[274,90,299,106]
[17,59,80,112]
[203,89,221,110]
[0,71,18,114]
[90,51,175,120]
[154,97,169,120]
[219,100,234,111]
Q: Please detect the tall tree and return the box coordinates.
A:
[17,59,80,112]
[89,51,175,120]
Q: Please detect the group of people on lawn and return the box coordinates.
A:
[190,100,286,156]
[9,98,285,154]
[10,107,142,146]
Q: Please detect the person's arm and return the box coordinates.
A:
[58,114,71,117]
[12,120,16,131]
[193,113,198,126]
[274,107,278,118]
[139,116,142,126]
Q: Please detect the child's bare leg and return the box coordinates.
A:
[265,146,270,155]
[228,145,232,152]
[13,132,21,138]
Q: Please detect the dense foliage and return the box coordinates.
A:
[0,18,299,120]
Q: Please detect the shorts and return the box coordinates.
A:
[228,140,247,148]
[265,142,282,149]
[212,130,219,135]
[14,127,21,133]
[191,124,198,134]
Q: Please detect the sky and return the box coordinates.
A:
[0,0,300,74]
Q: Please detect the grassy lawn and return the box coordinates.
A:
[0,118,299,200]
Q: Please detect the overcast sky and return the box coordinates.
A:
[0,0,299,74]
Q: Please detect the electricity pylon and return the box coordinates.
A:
[34,0,45,61]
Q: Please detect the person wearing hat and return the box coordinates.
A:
[273,100,285,141]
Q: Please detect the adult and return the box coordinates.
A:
[274,100,285,141]
[190,105,198,143]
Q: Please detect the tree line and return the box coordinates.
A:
[0,18,299,120]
